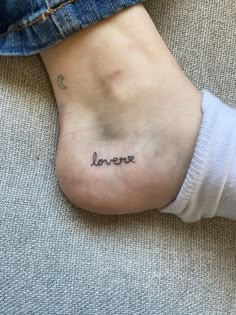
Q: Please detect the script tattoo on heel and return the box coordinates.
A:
[91,152,136,167]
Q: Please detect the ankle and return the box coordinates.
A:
[40,4,174,105]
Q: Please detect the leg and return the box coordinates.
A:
[40,4,202,214]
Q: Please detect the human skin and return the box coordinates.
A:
[40,4,202,215]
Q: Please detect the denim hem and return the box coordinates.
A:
[0,0,76,37]
[0,0,144,56]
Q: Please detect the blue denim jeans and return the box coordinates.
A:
[0,0,143,56]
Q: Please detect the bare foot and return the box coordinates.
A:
[40,4,202,215]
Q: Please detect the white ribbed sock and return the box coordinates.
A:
[159,90,236,223]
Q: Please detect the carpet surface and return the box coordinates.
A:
[0,1,236,314]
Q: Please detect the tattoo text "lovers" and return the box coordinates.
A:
[91,152,136,167]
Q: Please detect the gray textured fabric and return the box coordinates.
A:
[0,1,236,314]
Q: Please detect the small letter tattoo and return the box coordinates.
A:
[57,75,68,90]
[91,152,136,167]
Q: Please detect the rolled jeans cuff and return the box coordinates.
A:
[0,0,144,56]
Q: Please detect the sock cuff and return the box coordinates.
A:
[159,90,236,223]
